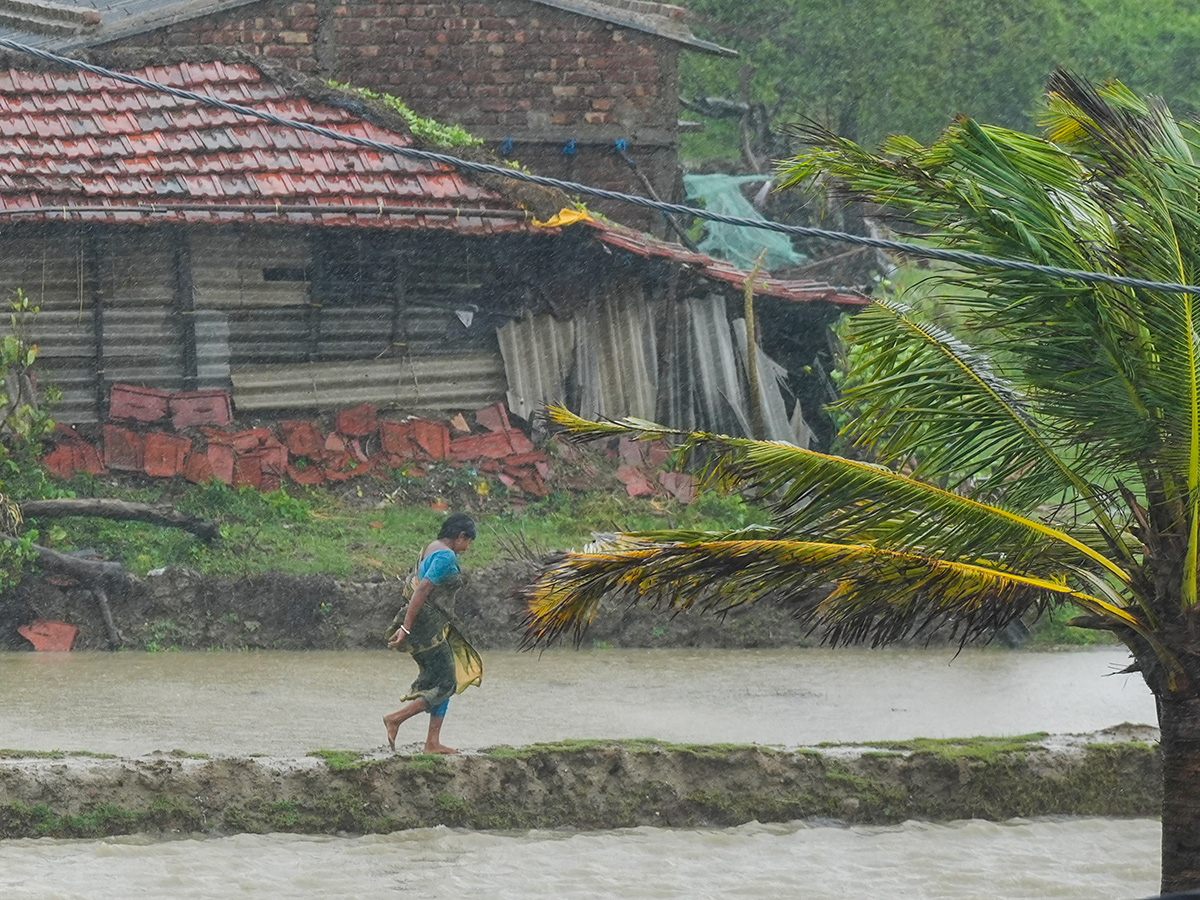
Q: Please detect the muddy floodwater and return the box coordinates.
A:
[0,818,1160,899]
[0,646,1155,755]
[0,646,1163,897]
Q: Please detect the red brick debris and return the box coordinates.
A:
[17,619,77,652]
[42,393,697,504]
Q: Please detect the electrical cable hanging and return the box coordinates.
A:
[2,37,1200,298]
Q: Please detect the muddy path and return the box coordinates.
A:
[0,728,1161,839]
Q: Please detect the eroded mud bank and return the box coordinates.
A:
[0,728,1161,839]
[0,565,831,652]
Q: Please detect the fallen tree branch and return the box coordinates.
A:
[92,587,122,649]
[0,534,138,589]
[20,499,220,542]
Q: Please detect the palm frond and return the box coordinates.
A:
[842,299,1128,522]
[547,407,1133,587]
[522,537,1143,649]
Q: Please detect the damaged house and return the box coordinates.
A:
[0,51,864,457]
[0,0,736,230]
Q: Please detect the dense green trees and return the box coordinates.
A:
[681,0,1200,161]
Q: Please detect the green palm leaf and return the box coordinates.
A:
[523,536,1142,649]
[547,407,1132,587]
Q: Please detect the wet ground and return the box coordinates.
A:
[0,646,1155,755]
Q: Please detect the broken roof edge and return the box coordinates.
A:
[524,0,736,56]
[581,217,871,309]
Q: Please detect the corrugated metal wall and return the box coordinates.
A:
[104,231,186,393]
[0,231,96,422]
[230,354,506,411]
[192,230,311,368]
[0,226,732,426]
[497,277,659,423]
[497,313,576,420]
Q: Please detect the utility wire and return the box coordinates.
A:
[4,37,1200,298]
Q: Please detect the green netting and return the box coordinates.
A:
[683,173,806,272]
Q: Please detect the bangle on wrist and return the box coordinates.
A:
[399,625,410,635]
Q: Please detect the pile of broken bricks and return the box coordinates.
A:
[41,383,700,505]
[42,384,554,498]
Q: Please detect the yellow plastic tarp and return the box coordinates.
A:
[532,208,594,228]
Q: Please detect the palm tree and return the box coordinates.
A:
[523,71,1200,893]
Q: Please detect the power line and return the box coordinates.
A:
[3,37,1200,299]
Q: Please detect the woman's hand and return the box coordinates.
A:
[387,628,408,649]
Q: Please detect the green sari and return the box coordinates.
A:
[388,557,483,710]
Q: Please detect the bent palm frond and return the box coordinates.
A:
[547,407,1133,587]
[843,299,1129,528]
[523,537,1144,649]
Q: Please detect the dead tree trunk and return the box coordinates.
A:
[6,501,220,649]
[20,499,220,542]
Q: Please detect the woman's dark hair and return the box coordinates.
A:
[438,512,476,541]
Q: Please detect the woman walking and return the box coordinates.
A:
[384,512,483,754]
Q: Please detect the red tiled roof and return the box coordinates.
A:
[0,58,866,305]
[588,219,870,307]
[0,60,531,233]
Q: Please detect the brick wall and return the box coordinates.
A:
[105,0,682,228]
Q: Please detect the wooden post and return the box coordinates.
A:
[306,232,324,363]
[743,249,767,438]
[173,229,198,388]
[389,248,406,356]
[86,229,110,418]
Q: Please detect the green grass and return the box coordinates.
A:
[838,734,1050,760]
[28,477,764,579]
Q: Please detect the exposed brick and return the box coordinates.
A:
[75,442,106,476]
[335,402,378,437]
[143,431,192,478]
[474,401,510,433]
[232,452,262,489]
[207,444,236,485]
[103,425,144,472]
[18,620,77,652]
[182,450,215,484]
[170,389,232,429]
[412,418,450,459]
[109,383,169,423]
[380,419,420,457]
[42,445,78,480]
[279,420,325,457]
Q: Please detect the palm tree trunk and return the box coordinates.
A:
[1159,696,1200,892]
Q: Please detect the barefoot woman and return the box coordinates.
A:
[384,512,483,754]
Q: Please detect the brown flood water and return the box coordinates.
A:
[0,646,1155,756]
[0,646,1162,898]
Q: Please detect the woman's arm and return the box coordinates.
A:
[388,577,433,648]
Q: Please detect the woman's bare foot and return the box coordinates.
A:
[384,716,400,751]
[423,742,458,755]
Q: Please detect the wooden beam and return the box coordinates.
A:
[173,228,199,387]
[86,229,109,417]
[306,231,324,363]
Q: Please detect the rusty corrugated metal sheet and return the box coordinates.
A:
[230,353,507,411]
[497,313,575,421]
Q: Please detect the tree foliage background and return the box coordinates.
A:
[681,0,1200,162]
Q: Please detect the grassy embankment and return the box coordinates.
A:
[15,469,763,580]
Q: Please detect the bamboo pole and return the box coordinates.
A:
[743,249,768,438]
